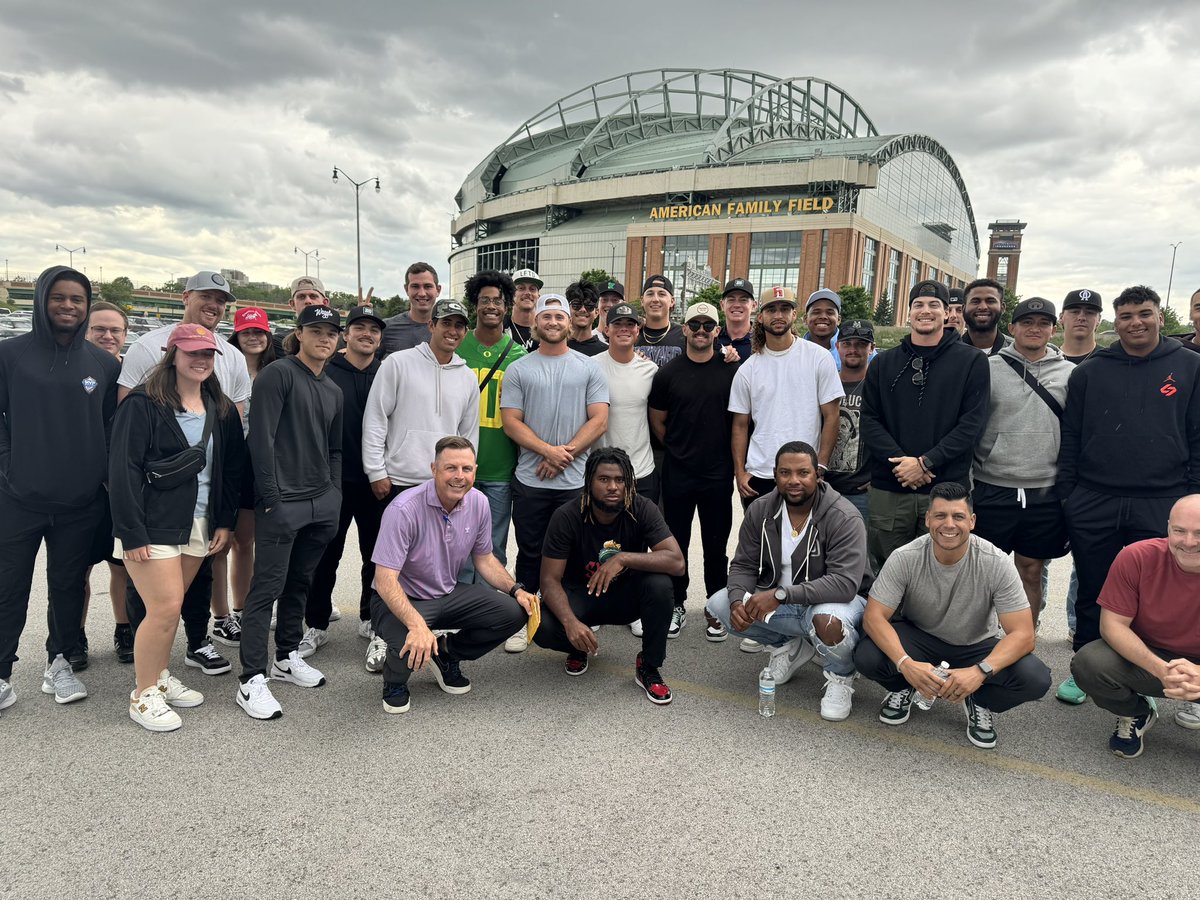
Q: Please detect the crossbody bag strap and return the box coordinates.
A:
[1002,355,1063,419]
[478,338,513,393]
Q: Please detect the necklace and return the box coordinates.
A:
[788,511,810,538]
[641,324,670,345]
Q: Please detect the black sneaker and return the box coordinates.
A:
[67,630,89,672]
[382,682,411,714]
[879,688,914,725]
[634,653,672,706]
[184,642,232,676]
[565,651,589,676]
[963,696,997,749]
[430,639,471,695]
[113,625,134,664]
[1110,699,1158,759]
[212,615,242,646]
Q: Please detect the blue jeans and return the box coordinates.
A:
[459,480,514,584]
[1040,560,1079,632]
[706,589,867,677]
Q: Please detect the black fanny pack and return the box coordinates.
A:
[145,400,215,490]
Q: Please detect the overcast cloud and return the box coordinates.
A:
[1,0,1197,317]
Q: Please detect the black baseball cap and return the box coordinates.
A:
[1062,288,1103,311]
[909,280,949,303]
[596,280,624,298]
[947,287,964,307]
[607,303,642,326]
[839,320,875,343]
[1011,297,1057,324]
[722,278,754,299]
[297,305,342,330]
[346,305,386,329]
[643,274,674,295]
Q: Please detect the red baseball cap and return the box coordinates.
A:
[234,307,270,333]
[164,323,223,355]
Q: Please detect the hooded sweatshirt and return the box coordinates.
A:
[0,266,120,513]
[325,351,381,484]
[1058,337,1200,499]
[361,342,480,486]
[726,482,874,605]
[974,343,1073,489]
[860,329,990,493]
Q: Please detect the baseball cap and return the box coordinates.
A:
[805,288,842,312]
[234,307,270,333]
[684,302,720,323]
[606,303,642,326]
[760,285,797,307]
[164,322,223,355]
[183,271,235,303]
[534,293,569,318]
[839,320,876,343]
[1011,297,1058,324]
[512,268,543,288]
[290,275,326,298]
[947,287,965,307]
[909,280,950,303]
[346,305,387,329]
[722,278,754,299]
[432,299,470,322]
[297,305,342,330]
[596,279,624,298]
[1062,288,1103,311]
[643,274,674,295]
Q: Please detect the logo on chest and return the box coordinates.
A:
[1160,374,1177,398]
[81,376,97,394]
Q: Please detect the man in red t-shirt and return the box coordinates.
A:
[1071,495,1200,758]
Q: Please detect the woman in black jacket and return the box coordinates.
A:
[109,323,245,732]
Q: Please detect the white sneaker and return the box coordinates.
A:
[42,654,87,704]
[129,686,182,732]
[157,669,204,708]
[1175,701,1200,730]
[739,638,764,654]
[0,677,14,715]
[236,673,282,719]
[297,627,329,659]
[820,671,855,721]
[766,638,815,685]
[630,619,644,637]
[504,624,529,653]
[668,606,686,638]
[357,620,374,640]
[365,635,387,673]
[271,651,326,688]
[329,604,342,622]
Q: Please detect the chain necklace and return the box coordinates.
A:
[641,324,671,345]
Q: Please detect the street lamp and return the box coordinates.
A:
[1166,241,1182,311]
[294,246,320,277]
[55,244,86,269]
[332,167,381,297]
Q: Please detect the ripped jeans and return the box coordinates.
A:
[706,589,867,677]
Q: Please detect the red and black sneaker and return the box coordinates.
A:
[565,651,589,676]
[634,653,672,706]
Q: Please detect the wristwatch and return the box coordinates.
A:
[977,660,994,680]
[774,587,788,602]
[508,582,525,598]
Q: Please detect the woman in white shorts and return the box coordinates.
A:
[109,323,246,731]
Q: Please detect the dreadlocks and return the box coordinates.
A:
[580,446,638,522]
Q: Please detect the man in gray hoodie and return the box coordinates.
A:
[706,441,873,721]
[362,299,480,498]
[972,298,1072,623]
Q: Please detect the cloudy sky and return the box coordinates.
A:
[1,1,1196,318]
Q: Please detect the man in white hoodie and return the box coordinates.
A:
[362,300,481,500]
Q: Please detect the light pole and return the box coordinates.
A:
[332,167,380,297]
[1166,241,1182,312]
[608,242,616,277]
[55,244,86,269]
[294,246,320,277]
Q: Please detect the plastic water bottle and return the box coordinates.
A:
[758,666,776,718]
[914,660,951,710]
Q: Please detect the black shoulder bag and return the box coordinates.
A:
[1002,355,1063,419]
[145,399,216,490]
[478,338,513,393]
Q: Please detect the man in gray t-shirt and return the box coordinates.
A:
[853,483,1050,750]
[500,293,609,592]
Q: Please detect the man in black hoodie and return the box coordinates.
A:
[303,306,387,662]
[1055,285,1200,705]
[860,280,991,571]
[0,266,120,707]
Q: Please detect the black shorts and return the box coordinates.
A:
[88,497,123,568]
[972,481,1069,559]
[239,468,256,511]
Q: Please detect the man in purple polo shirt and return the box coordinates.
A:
[369,435,536,714]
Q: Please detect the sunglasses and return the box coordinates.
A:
[569,300,598,311]
[685,320,717,332]
[911,356,926,386]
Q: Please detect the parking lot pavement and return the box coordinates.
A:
[1,518,1195,899]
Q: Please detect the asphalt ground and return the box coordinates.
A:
[1,501,1196,900]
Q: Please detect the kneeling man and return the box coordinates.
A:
[707,441,872,721]
[1071,495,1200,758]
[370,436,534,714]
[534,448,685,705]
[854,482,1050,748]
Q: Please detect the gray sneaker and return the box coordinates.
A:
[0,677,14,715]
[41,655,87,704]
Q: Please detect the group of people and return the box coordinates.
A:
[0,262,1197,761]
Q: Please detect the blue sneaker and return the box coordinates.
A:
[382,682,411,715]
[1109,698,1158,759]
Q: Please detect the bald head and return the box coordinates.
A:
[1168,495,1200,574]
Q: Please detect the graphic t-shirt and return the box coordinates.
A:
[636,324,686,368]
[542,494,673,587]
[456,333,527,482]
[1099,538,1200,658]
[826,378,869,495]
